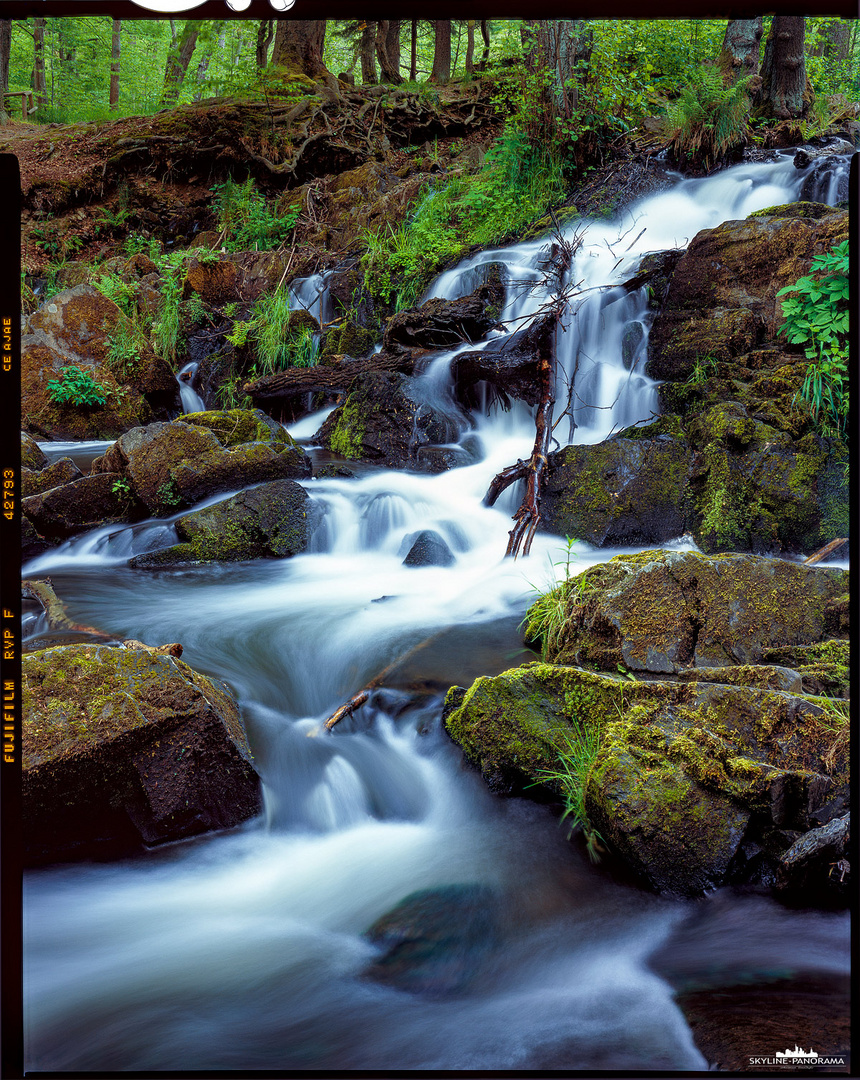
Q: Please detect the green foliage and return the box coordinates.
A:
[46,365,109,408]
[184,293,210,327]
[105,324,143,380]
[531,720,605,861]
[663,66,755,168]
[225,288,318,375]
[686,355,718,387]
[111,476,133,501]
[778,240,849,438]
[212,179,299,252]
[361,130,565,311]
[124,233,161,260]
[156,477,182,509]
[94,272,137,319]
[216,374,253,411]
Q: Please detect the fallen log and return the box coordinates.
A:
[243,350,420,402]
[22,579,114,641]
[803,538,848,565]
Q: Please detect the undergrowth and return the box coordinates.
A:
[532,720,606,861]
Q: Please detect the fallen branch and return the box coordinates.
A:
[22,579,114,641]
[244,349,419,401]
[803,538,848,565]
[324,691,369,730]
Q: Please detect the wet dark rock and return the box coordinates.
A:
[129,479,319,567]
[450,314,555,410]
[363,884,501,996]
[541,429,693,547]
[382,276,505,353]
[22,516,56,561]
[402,530,455,568]
[777,813,850,895]
[316,371,460,471]
[22,643,262,866]
[22,472,145,540]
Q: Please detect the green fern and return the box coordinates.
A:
[664,66,755,168]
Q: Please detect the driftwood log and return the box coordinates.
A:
[244,350,419,403]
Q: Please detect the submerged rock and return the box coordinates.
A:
[363,884,501,996]
[402,530,456,567]
[22,643,262,865]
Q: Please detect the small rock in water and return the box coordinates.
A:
[402,530,455,568]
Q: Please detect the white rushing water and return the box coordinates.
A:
[23,153,850,1072]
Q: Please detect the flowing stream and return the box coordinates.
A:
[23,152,850,1072]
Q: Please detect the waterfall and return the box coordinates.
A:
[176,361,207,414]
[22,152,851,1073]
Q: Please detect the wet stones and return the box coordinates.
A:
[402,530,456,568]
[22,643,262,866]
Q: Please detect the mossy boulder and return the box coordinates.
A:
[540,431,693,546]
[22,642,261,865]
[444,662,847,897]
[527,549,847,675]
[316,371,457,470]
[22,472,145,540]
[647,207,848,382]
[21,432,48,472]
[91,414,311,516]
[21,456,83,499]
[182,252,291,304]
[21,285,179,441]
[177,408,293,448]
[129,479,319,567]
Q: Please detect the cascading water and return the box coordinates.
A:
[176,360,207,414]
[23,152,851,1072]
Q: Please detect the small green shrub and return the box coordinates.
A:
[94,272,137,319]
[778,239,849,438]
[46,366,110,408]
[111,477,134,501]
[212,179,299,251]
[663,66,755,168]
[225,288,318,375]
[106,325,143,381]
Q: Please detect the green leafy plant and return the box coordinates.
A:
[778,239,849,438]
[46,365,110,408]
[686,355,717,387]
[94,271,138,318]
[225,288,318,375]
[155,477,182,509]
[663,66,756,169]
[106,324,143,381]
[211,179,300,251]
[111,477,134,501]
[184,293,210,327]
[216,374,253,411]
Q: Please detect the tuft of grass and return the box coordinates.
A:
[532,720,606,861]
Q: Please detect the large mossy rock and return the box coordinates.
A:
[316,371,460,470]
[129,479,319,567]
[22,472,145,540]
[540,427,693,546]
[527,549,847,674]
[444,662,848,897]
[647,206,848,382]
[21,455,83,499]
[21,285,179,441]
[22,643,262,865]
[91,410,311,516]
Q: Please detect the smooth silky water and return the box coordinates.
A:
[23,153,850,1071]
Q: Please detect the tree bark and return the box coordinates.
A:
[272,20,332,83]
[478,19,491,70]
[375,20,403,84]
[255,19,274,69]
[813,18,850,61]
[719,18,763,84]
[465,20,475,74]
[109,19,121,109]
[410,19,418,81]
[32,17,47,106]
[360,21,377,84]
[758,16,812,120]
[0,19,11,124]
[160,20,200,108]
[430,20,451,84]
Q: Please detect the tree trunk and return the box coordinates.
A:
[255,19,274,69]
[465,20,475,74]
[375,20,403,84]
[360,21,376,83]
[719,18,763,84]
[272,20,332,83]
[32,17,47,106]
[410,19,418,80]
[160,20,200,108]
[109,19,121,109]
[0,19,11,124]
[523,20,591,132]
[813,19,850,61]
[478,20,490,71]
[758,16,813,120]
[430,20,451,84]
